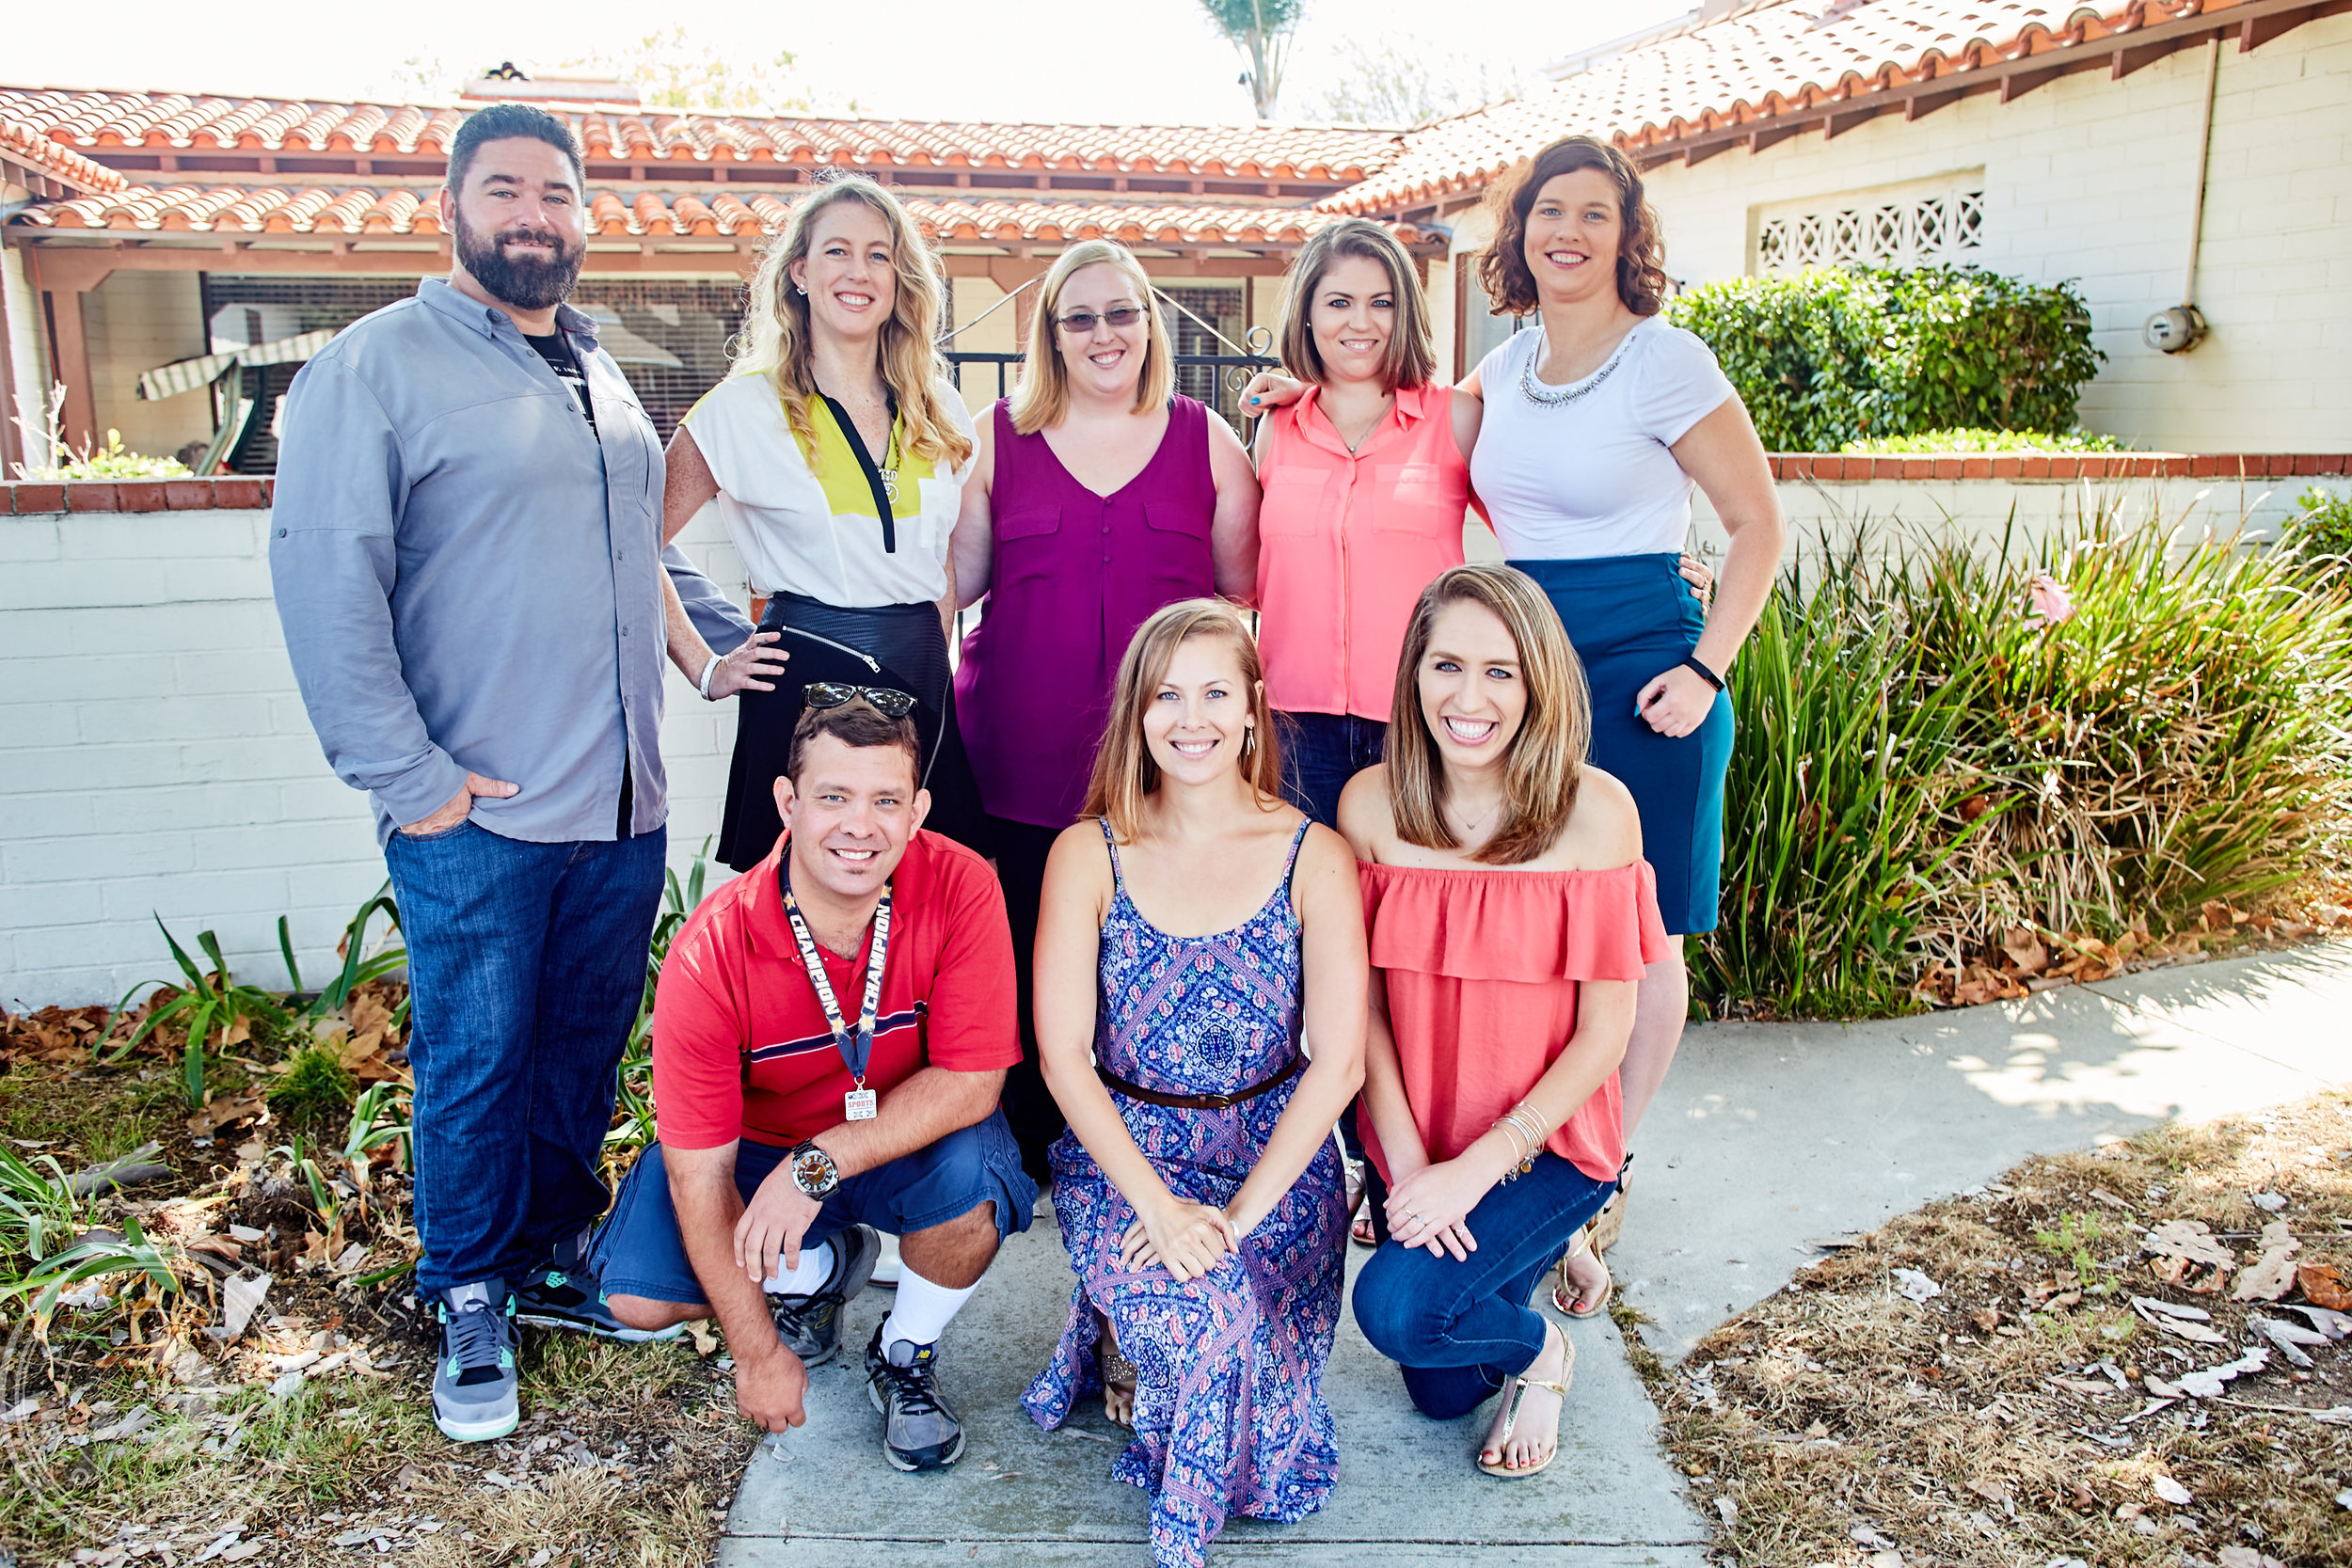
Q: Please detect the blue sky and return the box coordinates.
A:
[9,0,1692,124]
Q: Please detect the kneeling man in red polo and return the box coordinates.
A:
[592,694,1033,1470]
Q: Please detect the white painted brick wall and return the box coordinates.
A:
[1431,16,2352,452]
[0,505,748,1009]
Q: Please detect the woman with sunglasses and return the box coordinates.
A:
[659,176,989,871]
[951,240,1262,1185]
[1022,599,1363,1568]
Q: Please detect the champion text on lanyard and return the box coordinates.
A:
[780,868,892,1122]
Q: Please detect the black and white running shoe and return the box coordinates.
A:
[865,1323,965,1472]
[769,1224,881,1367]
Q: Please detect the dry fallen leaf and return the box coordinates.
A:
[2297,1264,2352,1312]
[2143,1219,2233,1267]
[2153,1475,2192,1506]
[2232,1220,2300,1302]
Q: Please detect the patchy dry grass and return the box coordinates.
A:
[0,1013,755,1568]
[1640,1090,2352,1567]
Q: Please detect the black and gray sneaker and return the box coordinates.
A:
[769,1224,881,1367]
[433,1279,519,1443]
[516,1230,683,1344]
[864,1323,965,1471]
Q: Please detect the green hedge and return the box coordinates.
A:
[1665,265,2105,452]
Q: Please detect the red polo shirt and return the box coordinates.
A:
[651,830,1019,1150]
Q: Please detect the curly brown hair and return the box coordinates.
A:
[1475,135,1668,319]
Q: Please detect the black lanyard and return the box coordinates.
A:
[779,866,892,1092]
[817,390,901,554]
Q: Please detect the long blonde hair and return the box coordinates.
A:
[1008,240,1175,436]
[734,176,974,472]
[1276,218,1436,392]
[1084,600,1284,844]
[1386,564,1592,865]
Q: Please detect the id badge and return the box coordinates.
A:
[844,1088,879,1121]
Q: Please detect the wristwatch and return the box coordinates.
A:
[787,1140,840,1199]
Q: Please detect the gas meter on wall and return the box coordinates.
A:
[2144,305,2209,355]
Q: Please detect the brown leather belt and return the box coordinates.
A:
[1097,1053,1304,1111]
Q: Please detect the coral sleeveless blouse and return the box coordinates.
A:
[955,396,1219,829]
[1255,384,1469,721]
[1357,857,1670,1183]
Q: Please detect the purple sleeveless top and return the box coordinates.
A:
[955,395,1218,829]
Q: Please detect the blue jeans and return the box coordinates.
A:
[1277,710,1387,829]
[588,1111,1037,1307]
[1351,1153,1615,1419]
[385,821,667,1293]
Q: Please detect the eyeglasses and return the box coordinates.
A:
[804,682,917,718]
[1056,306,1148,336]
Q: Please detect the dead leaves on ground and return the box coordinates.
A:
[1910,900,2352,1010]
[1650,1090,2352,1567]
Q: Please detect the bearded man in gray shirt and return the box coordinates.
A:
[271,103,783,1442]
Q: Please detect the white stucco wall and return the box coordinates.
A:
[1436,14,2352,451]
[82,270,212,464]
[0,502,748,1010]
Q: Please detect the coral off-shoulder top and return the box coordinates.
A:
[1357,859,1671,1184]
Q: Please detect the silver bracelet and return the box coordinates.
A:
[697,651,723,700]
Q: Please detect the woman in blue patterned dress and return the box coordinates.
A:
[1022,599,1367,1568]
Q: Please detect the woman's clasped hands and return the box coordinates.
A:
[1117,1195,1240,1282]
[1380,1155,1486,1262]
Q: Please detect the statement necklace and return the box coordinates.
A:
[1518,328,1635,409]
[880,420,902,506]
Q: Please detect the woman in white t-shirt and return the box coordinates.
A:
[1245,135,1784,1316]
[658,176,987,868]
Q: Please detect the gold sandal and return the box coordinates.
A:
[1097,1315,1138,1429]
[1550,1222,1614,1320]
[1475,1324,1575,1479]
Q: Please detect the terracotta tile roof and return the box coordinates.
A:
[8,182,1437,247]
[1,116,124,192]
[0,87,1401,181]
[1327,0,2280,214]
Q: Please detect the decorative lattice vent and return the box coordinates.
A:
[1754,180,1984,274]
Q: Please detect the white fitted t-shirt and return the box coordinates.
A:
[1470,316,1735,560]
[681,372,977,607]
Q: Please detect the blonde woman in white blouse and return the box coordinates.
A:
[658,176,986,869]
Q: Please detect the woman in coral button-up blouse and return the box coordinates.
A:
[1251,219,1478,831]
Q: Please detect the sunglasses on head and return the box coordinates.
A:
[804,682,917,718]
[1056,305,1148,335]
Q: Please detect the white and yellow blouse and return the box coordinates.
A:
[681,372,977,609]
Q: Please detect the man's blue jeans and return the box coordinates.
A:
[1351,1153,1615,1419]
[385,821,667,1293]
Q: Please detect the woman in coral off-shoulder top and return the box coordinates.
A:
[1336,563,1667,1481]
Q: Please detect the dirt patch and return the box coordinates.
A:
[1639,1088,2352,1566]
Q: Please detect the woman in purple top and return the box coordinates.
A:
[952,239,1262,1181]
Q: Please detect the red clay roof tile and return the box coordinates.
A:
[12,182,1436,247]
[1326,0,2278,214]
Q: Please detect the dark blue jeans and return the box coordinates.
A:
[1351,1153,1615,1419]
[1277,710,1387,830]
[385,820,667,1292]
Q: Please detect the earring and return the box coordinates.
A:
[795,283,807,295]
[1240,725,1256,759]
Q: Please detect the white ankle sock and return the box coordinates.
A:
[760,1237,834,1296]
[880,1264,977,1351]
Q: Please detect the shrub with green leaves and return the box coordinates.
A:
[1665,265,2104,451]
[1700,504,2352,1017]
[2284,485,2352,568]
[1842,428,2128,454]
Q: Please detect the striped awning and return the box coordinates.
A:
[137,328,337,401]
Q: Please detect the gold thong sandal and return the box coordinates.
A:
[1096,1313,1138,1429]
[1550,1221,1614,1320]
[1475,1324,1576,1480]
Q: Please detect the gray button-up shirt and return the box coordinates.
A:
[271,277,751,846]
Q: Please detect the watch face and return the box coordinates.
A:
[792,1148,836,1195]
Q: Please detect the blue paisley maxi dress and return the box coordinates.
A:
[1023,817,1347,1568]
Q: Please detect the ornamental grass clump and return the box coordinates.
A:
[1700,504,2352,1018]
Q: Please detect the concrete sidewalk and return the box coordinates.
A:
[716,940,2352,1565]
